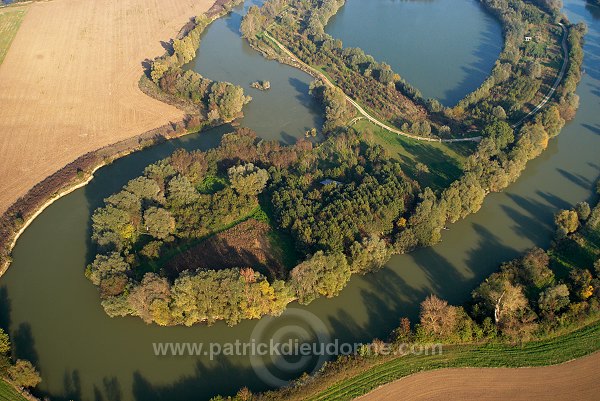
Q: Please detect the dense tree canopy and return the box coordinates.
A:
[88,128,415,325]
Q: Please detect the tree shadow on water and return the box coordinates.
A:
[327,248,470,343]
[463,223,522,286]
[557,167,594,190]
[500,205,551,248]
[131,356,269,401]
[12,323,39,367]
[0,287,11,332]
[93,377,123,401]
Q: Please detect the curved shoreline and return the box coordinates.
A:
[263,32,483,143]
[0,122,178,277]
[0,163,102,276]
[0,0,244,278]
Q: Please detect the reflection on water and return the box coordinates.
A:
[1,0,599,400]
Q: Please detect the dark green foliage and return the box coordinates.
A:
[270,131,414,254]
[309,80,355,132]
[0,328,40,394]
[89,128,414,325]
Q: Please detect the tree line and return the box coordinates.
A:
[147,0,250,126]
[242,0,583,137]
[241,0,453,136]
[88,128,416,326]
[455,0,585,128]
[210,181,600,401]
[0,328,41,393]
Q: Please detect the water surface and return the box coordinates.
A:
[186,0,323,141]
[326,0,503,105]
[1,0,599,400]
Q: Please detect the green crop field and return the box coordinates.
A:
[309,320,600,400]
[0,379,28,401]
[0,5,27,65]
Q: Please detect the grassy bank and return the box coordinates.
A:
[357,120,476,190]
[0,379,30,401]
[0,5,27,65]
[256,320,600,401]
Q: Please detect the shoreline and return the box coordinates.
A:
[0,118,227,278]
[0,0,244,278]
[0,162,103,277]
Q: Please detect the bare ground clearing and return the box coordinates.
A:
[0,0,215,214]
[166,219,286,279]
[356,351,600,401]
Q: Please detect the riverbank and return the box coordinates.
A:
[262,32,482,143]
[250,319,600,401]
[0,118,226,277]
[0,378,36,401]
[0,0,597,398]
[0,0,247,277]
[0,0,215,214]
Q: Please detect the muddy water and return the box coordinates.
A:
[2,0,598,400]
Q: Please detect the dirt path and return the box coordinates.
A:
[0,0,215,214]
[263,32,481,144]
[512,23,569,128]
[266,21,569,142]
[356,352,600,401]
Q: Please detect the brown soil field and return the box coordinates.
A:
[166,219,285,278]
[357,351,600,401]
[0,0,215,214]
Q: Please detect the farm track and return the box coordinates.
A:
[265,22,569,143]
[511,23,569,128]
[264,32,482,143]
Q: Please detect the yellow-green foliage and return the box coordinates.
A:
[0,6,27,65]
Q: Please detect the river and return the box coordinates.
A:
[1,0,599,400]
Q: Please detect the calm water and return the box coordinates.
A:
[1,0,599,400]
[326,0,503,106]
[185,0,323,141]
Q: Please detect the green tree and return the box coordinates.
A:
[228,163,269,196]
[8,360,41,388]
[492,105,507,120]
[520,248,554,289]
[128,273,172,325]
[575,202,591,221]
[472,273,528,327]
[538,284,570,318]
[538,105,565,137]
[209,83,250,122]
[415,162,430,176]
[0,329,10,355]
[482,120,514,153]
[143,207,175,240]
[85,252,130,286]
[555,209,579,238]
[569,268,593,301]
[290,252,350,304]
[349,235,390,274]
